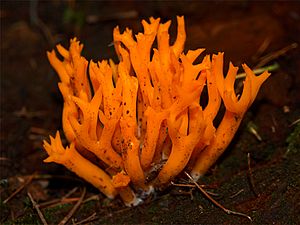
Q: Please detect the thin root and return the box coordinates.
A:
[289,118,300,127]
[247,153,259,197]
[255,42,298,68]
[185,172,252,222]
[39,187,79,209]
[229,189,244,199]
[4,173,35,204]
[27,192,48,225]
[171,181,220,197]
[58,187,86,225]
[73,212,98,225]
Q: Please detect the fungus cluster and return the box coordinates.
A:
[43,16,270,206]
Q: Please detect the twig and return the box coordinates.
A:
[41,198,81,209]
[10,209,15,222]
[41,192,98,210]
[0,157,11,161]
[13,106,47,119]
[62,187,79,200]
[185,172,252,221]
[289,118,300,127]
[107,207,132,216]
[30,127,50,135]
[171,181,203,188]
[247,122,262,142]
[39,187,79,208]
[27,192,48,225]
[255,42,298,68]
[58,187,86,225]
[1,173,83,204]
[252,37,271,60]
[176,189,195,200]
[171,181,220,197]
[82,194,100,203]
[3,174,35,204]
[29,0,55,46]
[247,153,259,197]
[73,212,98,225]
[229,189,244,199]
[86,10,138,24]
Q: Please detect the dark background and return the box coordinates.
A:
[1,1,300,224]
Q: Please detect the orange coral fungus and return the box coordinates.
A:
[43,16,270,206]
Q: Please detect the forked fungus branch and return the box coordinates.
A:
[43,16,270,206]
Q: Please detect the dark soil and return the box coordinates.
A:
[1,1,300,224]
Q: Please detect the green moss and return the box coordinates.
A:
[43,203,73,223]
[4,197,43,225]
[63,7,85,28]
[75,199,98,221]
[285,123,300,157]
[6,208,41,225]
[147,204,159,214]
[4,202,74,225]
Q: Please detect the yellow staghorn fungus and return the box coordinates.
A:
[112,171,142,206]
[43,16,270,206]
[190,53,271,180]
[43,132,117,199]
